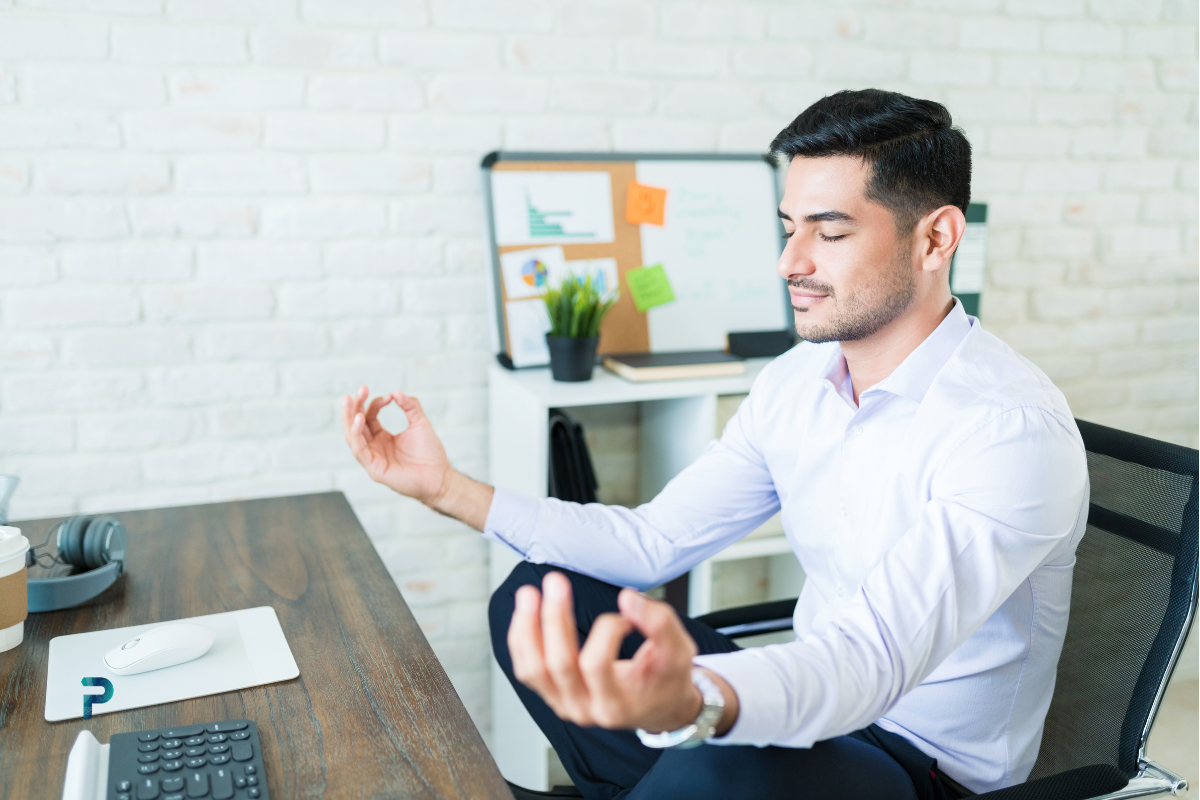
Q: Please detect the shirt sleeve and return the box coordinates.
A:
[694,405,1088,747]
[482,380,782,590]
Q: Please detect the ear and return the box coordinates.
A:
[916,205,966,275]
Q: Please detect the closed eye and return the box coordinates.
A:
[819,232,848,242]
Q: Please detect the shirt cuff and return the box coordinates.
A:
[482,487,541,556]
[693,650,792,747]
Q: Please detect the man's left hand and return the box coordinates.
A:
[507,571,738,735]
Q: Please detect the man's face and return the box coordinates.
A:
[776,156,917,344]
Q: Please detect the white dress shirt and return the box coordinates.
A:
[483,300,1089,793]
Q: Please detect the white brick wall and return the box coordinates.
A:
[0,1,1195,737]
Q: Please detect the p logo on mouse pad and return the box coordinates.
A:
[81,677,113,719]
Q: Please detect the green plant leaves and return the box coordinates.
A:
[543,273,617,338]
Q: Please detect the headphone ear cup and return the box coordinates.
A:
[82,517,114,570]
[57,516,91,568]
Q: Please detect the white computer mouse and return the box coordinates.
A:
[103,623,216,676]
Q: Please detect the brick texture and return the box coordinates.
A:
[0,1,1195,741]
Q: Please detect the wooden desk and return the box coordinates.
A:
[0,492,511,800]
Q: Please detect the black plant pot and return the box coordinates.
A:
[546,335,598,382]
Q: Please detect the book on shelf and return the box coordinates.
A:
[601,351,745,382]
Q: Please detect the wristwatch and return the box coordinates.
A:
[636,668,726,749]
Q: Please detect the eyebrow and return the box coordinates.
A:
[777,208,857,224]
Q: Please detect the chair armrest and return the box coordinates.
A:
[693,598,797,638]
[970,759,1188,800]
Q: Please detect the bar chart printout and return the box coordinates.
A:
[492,171,615,246]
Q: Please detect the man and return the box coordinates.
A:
[342,89,1088,799]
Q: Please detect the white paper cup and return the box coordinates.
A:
[0,525,29,653]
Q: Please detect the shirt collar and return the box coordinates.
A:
[870,298,973,403]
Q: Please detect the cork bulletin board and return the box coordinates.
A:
[481,152,791,369]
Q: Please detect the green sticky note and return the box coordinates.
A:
[625,264,675,313]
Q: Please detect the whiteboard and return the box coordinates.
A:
[482,153,791,363]
[637,160,789,352]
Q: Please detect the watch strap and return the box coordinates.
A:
[636,668,725,749]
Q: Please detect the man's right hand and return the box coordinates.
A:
[341,386,494,529]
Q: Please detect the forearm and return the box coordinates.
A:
[429,468,495,532]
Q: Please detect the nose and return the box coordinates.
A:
[777,233,816,281]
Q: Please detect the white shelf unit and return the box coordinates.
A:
[486,359,799,789]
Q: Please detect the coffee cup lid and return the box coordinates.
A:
[0,526,29,562]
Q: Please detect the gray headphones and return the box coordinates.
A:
[0,476,128,613]
[26,515,128,612]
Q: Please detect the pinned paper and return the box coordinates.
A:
[500,246,567,300]
[505,299,551,367]
[563,257,619,296]
[625,264,675,313]
[625,181,667,226]
[493,171,615,246]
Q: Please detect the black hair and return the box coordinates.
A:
[770,89,971,232]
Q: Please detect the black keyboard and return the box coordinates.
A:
[107,719,268,800]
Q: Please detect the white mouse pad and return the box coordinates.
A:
[45,606,299,722]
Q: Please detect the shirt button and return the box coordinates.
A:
[840,506,848,519]
[837,587,846,598]
[853,426,864,436]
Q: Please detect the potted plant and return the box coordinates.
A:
[544,273,617,382]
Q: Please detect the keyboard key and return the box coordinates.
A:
[212,767,234,800]
[207,733,227,743]
[137,777,159,799]
[208,743,229,754]
[161,760,183,772]
[231,742,253,762]
[248,789,260,798]
[229,731,250,741]
[186,770,209,798]
[162,778,184,792]
[164,795,184,800]
[185,737,205,747]
[235,778,246,789]
[209,754,231,765]
[244,765,256,775]
[163,750,183,760]
[206,721,248,733]
[185,747,206,757]
[138,733,159,743]
[118,781,133,792]
[162,739,182,749]
[139,743,160,753]
[138,754,159,764]
[138,764,160,775]
[246,776,257,786]
[164,726,204,738]
[118,794,131,800]
[185,757,206,768]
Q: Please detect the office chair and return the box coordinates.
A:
[697,420,1197,799]
[510,420,1197,800]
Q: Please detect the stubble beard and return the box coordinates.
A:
[790,246,917,344]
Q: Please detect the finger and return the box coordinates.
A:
[508,585,559,705]
[540,573,590,721]
[346,412,376,472]
[578,612,635,727]
[618,589,696,657]
[364,394,392,435]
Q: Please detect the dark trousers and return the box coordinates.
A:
[490,562,962,800]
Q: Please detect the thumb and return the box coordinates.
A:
[393,391,428,428]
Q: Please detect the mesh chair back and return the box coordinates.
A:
[1029,420,1198,780]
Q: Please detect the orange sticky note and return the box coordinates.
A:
[625,181,667,226]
